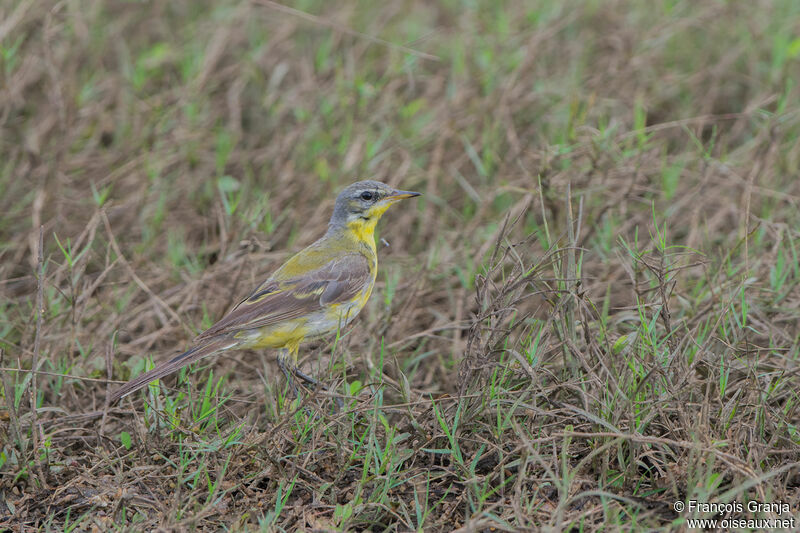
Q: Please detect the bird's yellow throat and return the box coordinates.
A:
[346,202,393,248]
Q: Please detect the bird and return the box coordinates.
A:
[110,180,420,403]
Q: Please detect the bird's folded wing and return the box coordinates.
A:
[195,253,371,341]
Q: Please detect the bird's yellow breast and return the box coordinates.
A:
[346,219,379,259]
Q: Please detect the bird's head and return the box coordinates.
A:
[329,180,420,232]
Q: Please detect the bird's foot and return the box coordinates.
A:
[292,366,344,412]
[277,349,342,411]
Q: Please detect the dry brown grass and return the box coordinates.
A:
[2,0,800,530]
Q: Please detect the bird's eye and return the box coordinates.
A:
[360,191,374,201]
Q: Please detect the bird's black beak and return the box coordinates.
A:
[387,189,422,200]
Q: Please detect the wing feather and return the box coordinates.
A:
[195,253,371,341]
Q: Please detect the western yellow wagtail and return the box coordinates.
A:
[110,180,420,402]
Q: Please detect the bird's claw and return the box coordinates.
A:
[277,349,342,411]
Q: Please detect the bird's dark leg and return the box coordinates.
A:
[279,347,343,410]
[284,345,321,390]
[292,366,322,388]
[277,348,299,398]
[295,366,343,411]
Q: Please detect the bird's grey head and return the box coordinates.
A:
[328,180,420,229]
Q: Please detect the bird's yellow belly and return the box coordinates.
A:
[237,288,371,351]
[241,320,309,350]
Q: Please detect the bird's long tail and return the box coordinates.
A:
[109,337,236,403]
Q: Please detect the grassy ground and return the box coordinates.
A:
[2,0,800,530]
